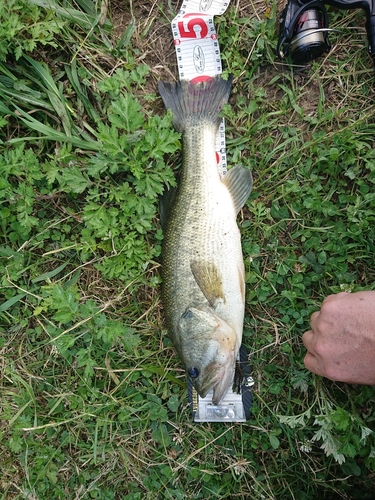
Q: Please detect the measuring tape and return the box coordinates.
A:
[171,0,231,176]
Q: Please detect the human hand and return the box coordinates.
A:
[302,291,375,385]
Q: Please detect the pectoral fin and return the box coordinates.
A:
[190,260,225,308]
[222,165,253,214]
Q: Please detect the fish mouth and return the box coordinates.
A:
[212,365,236,405]
[195,356,236,405]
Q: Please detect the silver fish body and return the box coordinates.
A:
[158,76,253,404]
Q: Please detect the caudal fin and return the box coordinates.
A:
[158,75,233,132]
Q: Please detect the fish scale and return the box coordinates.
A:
[159,76,253,404]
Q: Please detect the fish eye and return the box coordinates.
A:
[182,309,193,319]
[187,366,200,379]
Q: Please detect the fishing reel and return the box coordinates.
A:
[277,0,375,65]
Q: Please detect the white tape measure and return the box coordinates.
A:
[171,0,231,176]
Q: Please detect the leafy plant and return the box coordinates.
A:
[0,0,64,61]
[0,57,180,283]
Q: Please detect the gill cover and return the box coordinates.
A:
[178,305,237,404]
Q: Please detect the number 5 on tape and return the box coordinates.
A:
[178,15,209,39]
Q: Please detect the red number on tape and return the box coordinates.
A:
[177,17,208,39]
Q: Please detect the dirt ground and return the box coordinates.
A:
[109,0,282,78]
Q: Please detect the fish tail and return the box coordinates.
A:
[158,75,233,132]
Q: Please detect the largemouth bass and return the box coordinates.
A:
[158,76,253,404]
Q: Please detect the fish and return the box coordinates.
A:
[158,75,253,405]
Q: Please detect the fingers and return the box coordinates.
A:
[303,351,320,375]
[301,291,375,384]
[302,329,314,350]
[309,311,319,329]
[302,329,321,375]
[303,294,349,377]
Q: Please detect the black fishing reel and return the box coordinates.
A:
[277,0,375,65]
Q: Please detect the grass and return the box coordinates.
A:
[1,0,375,498]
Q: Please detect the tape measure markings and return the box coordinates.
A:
[171,0,231,175]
